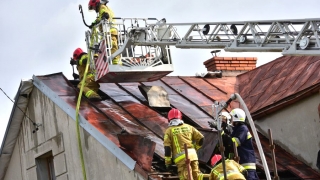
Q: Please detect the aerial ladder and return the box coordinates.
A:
[77,11,319,180]
[82,16,320,83]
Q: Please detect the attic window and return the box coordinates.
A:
[36,151,56,180]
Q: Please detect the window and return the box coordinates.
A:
[36,151,56,180]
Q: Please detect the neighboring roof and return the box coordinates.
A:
[238,56,320,118]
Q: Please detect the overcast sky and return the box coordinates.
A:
[1,0,320,145]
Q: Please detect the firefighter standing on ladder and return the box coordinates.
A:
[88,0,121,65]
[163,108,210,180]
[70,48,102,101]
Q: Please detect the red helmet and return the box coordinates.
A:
[73,48,83,60]
[211,154,222,166]
[88,0,100,11]
[168,108,182,121]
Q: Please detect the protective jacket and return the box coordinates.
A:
[163,123,203,164]
[231,123,256,170]
[214,123,234,159]
[211,159,246,180]
[164,122,207,180]
[76,54,100,99]
[77,54,95,80]
[97,4,117,35]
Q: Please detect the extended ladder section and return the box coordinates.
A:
[120,18,320,55]
[86,17,320,83]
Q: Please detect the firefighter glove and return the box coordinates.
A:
[101,12,109,20]
[70,58,77,65]
[208,121,218,129]
[89,22,96,29]
[73,73,79,80]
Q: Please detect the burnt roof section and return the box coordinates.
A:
[238,56,320,118]
[35,73,320,179]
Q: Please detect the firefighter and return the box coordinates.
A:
[209,112,234,160]
[70,48,102,101]
[88,0,121,65]
[163,108,209,180]
[210,157,247,180]
[229,108,259,180]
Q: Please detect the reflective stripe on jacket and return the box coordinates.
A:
[163,123,203,163]
[211,159,246,180]
[231,123,256,169]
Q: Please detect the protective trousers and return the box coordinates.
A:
[247,170,259,180]
[176,160,209,180]
[77,74,100,98]
[110,28,121,65]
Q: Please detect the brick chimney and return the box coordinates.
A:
[203,57,257,77]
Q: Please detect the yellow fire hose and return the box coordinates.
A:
[75,27,97,180]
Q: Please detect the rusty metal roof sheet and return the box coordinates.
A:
[238,56,320,118]
[35,72,320,179]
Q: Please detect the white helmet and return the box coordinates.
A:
[230,108,246,122]
[220,111,231,124]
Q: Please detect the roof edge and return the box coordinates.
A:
[32,75,137,170]
[0,79,33,180]
[252,83,320,119]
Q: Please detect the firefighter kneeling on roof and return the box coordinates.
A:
[70,48,102,101]
[163,108,210,180]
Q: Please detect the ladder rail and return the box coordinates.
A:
[88,17,320,69]
[134,18,320,55]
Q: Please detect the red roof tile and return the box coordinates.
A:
[238,56,320,117]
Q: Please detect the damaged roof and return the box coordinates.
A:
[238,56,320,118]
[31,72,320,179]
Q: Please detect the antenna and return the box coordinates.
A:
[211,50,221,57]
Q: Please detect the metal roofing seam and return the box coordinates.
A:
[100,84,168,139]
[165,77,214,119]
[160,78,211,128]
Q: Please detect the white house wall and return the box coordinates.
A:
[255,92,320,170]
[3,87,145,180]
[3,136,24,180]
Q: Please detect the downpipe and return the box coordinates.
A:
[233,93,271,180]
